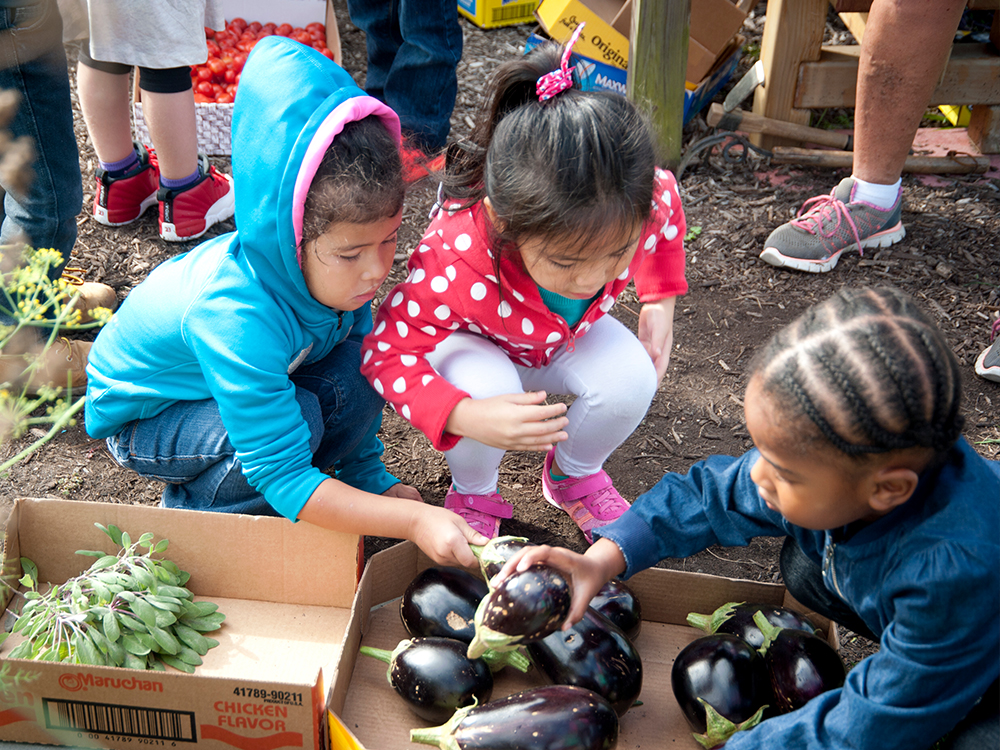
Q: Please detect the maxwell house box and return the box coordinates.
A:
[458,0,539,28]
[0,497,363,750]
[535,0,747,84]
[524,30,743,125]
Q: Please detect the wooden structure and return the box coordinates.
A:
[751,0,1000,152]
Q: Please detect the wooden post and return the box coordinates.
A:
[628,0,690,171]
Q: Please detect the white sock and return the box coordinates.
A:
[850,177,902,210]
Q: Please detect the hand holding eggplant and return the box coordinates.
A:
[494,539,627,628]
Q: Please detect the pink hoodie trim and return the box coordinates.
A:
[293,97,401,263]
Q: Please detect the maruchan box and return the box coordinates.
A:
[524,29,743,125]
[0,497,363,750]
[458,0,539,29]
[324,541,839,749]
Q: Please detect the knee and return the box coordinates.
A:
[295,390,324,454]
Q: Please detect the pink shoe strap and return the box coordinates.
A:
[552,470,613,503]
[446,491,514,519]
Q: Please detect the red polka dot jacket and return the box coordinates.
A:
[361,168,688,452]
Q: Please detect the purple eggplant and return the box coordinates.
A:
[358,637,493,723]
[589,578,642,641]
[526,606,642,717]
[409,685,619,750]
[400,566,531,673]
[687,601,819,648]
[470,535,534,582]
[467,563,571,658]
[671,633,771,749]
[753,610,845,714]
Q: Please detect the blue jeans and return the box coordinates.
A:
[106,341,387,518]
[780,537,999,749]
[346,0,463,152]
[0,0,81,271]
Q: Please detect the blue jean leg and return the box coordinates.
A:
[0,0,81,270]
[346,0,462,151]
[107,342,386,518]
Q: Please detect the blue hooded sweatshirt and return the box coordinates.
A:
[85,36,402,520]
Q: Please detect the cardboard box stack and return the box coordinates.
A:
[531,0,748,123]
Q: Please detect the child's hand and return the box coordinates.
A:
[446,391,569,451]
[493,539,627,628]
[638,296,677,383]
[383,482,424,502]
[409,505,489,568]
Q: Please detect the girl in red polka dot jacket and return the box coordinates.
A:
[360,32,688,542]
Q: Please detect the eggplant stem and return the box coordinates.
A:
[357,646,392,664]
[685,601,743,634]
[481,646,532,673]
[752,609,781,655]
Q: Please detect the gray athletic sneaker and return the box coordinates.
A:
[760,177,906,273]
[975,319,1000,383]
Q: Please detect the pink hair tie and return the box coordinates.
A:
[536,22,586,102]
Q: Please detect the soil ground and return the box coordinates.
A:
[1,2,997,670]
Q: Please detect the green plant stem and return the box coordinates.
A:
[0,392,85,473]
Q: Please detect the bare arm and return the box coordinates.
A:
[638,295,677,384]
[297,477,487,567]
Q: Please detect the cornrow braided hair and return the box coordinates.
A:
[750,287,964,458]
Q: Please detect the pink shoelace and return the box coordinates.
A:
[789,192,865,256]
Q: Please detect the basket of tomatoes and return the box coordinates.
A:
[132,17,334,156]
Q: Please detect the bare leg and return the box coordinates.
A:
[852,0,965,184]
[143,89,199,181]
[76,63,133,164]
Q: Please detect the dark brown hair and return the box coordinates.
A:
[749,287,964,461]
[300,116,404,249]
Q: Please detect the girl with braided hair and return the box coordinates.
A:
[496,286,999,750]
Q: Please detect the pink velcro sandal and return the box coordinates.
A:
[444,487,513,540]
[541,452,630,543]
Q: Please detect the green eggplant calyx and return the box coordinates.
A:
[686,601,744,634]
[480,646,532,673]
[410,701,476,750]
[467,624,524,658]
[753,609,782,655]
[692,699,766,749]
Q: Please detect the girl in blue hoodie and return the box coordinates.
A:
[498,286,999,750]
[84,36,487,568]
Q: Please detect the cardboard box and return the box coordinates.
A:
[325,541,839,749]
[524,30,743,125]
[132,0,333,156]
[458,0,540,29]
[535,0,747,84]
[0,497,363,750]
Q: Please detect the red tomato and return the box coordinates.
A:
[276,23,293,36]
[207,58,226,77]
[232,53,247,72]
[216,92,234,104]
[247,21,262,34]
[306,22,325,34]
[215,31,236,49]
[206,40,220,57]
[228,16,247,32]
[194,92,214,103]
[292,30,312,45]
[263,22,277,33]
[211,83,224,95]
[318,47,336,60]
[224,68,237,84]
[309,29,325,42]
[205,26,216,39]
[257,28,273,38]
[196,66,213,82]
[196,80,214,96]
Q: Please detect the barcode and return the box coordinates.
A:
[43,698,197,742]
[491,3,535,22]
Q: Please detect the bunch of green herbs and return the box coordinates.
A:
[5,523,225,673]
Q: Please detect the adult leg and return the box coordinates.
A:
[0,0,81,266]
[345,0,400,103]
[520,315,657,478]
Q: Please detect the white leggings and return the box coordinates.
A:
[426,315,658,495]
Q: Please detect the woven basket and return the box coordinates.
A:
[133,101,234,157]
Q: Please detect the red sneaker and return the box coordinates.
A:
[92,144,159,226]
[158,155,235,242]
[400,143,445,184]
